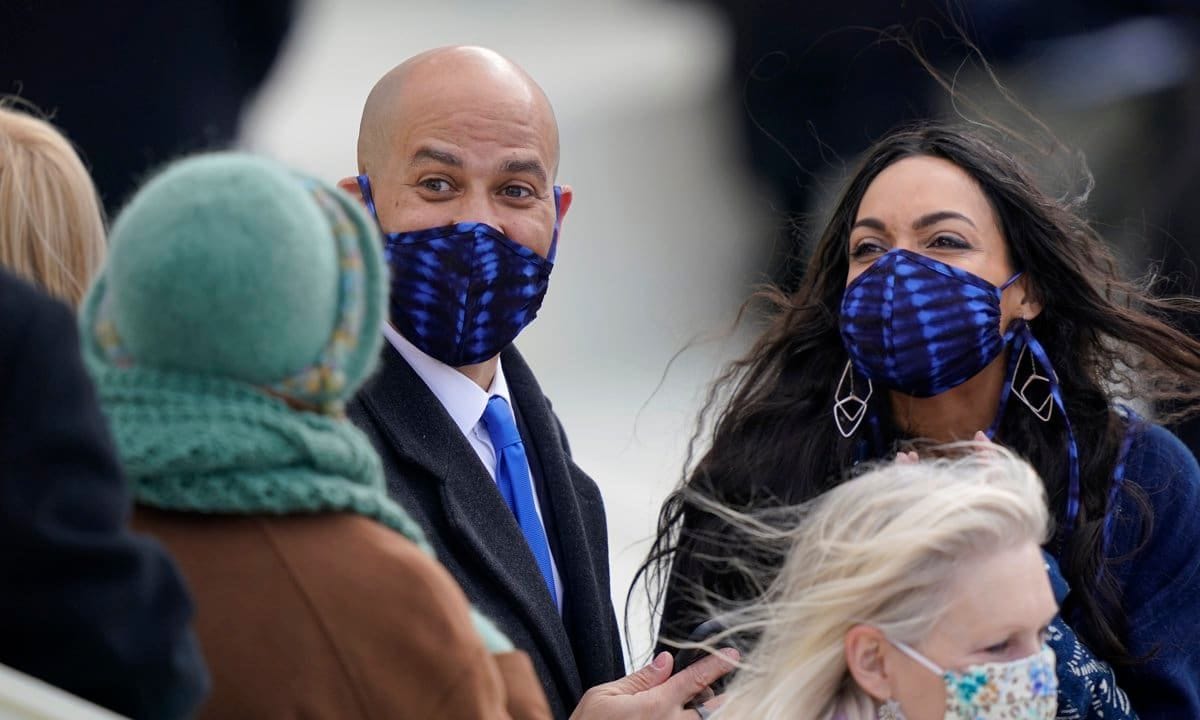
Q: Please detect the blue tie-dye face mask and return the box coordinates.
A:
[356,174,561,367]
[839,249,1022,398]
[840,249,1086,541]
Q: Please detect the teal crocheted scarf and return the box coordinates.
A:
[96,366,513,653]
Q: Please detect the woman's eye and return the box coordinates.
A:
[930,234,969,249]
[420,178,451,192]
[850,240,885,258]
[983,638,1011,654]
[501,185,534,199]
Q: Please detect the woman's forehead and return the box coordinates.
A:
[855,156,995,227]
[930,543,1055,645]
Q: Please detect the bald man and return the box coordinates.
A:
[339,47,627,717]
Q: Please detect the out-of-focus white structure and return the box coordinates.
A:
[0,665,127,720]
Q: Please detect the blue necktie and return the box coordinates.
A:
[481,396,558,606]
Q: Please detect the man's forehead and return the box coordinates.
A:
[389,102,557,172]
[358,49,561,177]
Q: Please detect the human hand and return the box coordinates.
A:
[569,649,738,720]
[895,432,992,464]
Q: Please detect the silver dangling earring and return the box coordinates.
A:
[878,699,907,720]
[834,359,873,438]
[1011,343,1052,422]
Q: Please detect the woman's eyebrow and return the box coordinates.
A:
[913,210,976,230]
[851,217,887,232]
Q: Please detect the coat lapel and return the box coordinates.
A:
[355,347,581,700]
[502,348,616,683]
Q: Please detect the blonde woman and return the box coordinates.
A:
[0,101,105,307]
[702,447,1065,720]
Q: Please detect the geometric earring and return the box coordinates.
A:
[834,359,873,438]
[1011,343,1052,422]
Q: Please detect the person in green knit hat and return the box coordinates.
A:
[79,152,551,719]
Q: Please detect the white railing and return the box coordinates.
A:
[0,665,127,720]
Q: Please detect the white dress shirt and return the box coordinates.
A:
[383,324,564,610]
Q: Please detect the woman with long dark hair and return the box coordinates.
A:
[638,124,1200,718]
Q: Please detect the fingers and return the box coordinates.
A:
[683,685,715,709]
[972,431,1004,460]
[687,691,726,717]
[655,648,739,708]
[602,651,674,695]
[897,434,993,465]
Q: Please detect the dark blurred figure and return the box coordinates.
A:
[693,0,1200,446]
[0,268,209,718]
[694,0,957,285]
[0,0,296,215]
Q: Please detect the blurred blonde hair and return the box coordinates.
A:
[0,99,106,307]
[702,444,1050,720]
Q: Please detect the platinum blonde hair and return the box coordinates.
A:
[702,443,1050,720]
[0,100,106,307]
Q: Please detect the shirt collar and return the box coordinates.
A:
[382,323,510,434]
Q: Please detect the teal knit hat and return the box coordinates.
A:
[83,152,383,412]
[81,152,514,653]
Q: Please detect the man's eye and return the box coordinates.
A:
[421,179,451,192]
[501,185,533,199]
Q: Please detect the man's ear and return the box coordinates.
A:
[337,176,365,205]
[845,625,894,702]
[555,184,574,227]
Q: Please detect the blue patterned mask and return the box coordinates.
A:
[840,250,1085,541]
[839,249,1022,398]
[355,174,561,367]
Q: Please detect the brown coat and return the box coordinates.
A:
[133,507,552,719]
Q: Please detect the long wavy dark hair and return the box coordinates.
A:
[633,123,1200,668]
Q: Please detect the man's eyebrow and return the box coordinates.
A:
[913,210,976,230]
[409,147,462,167]
[500,157,548,184]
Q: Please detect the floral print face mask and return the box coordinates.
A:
[890,640,1057,720]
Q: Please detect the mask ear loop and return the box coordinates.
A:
[890,639,946,678]
[999,270,1024,292]
[547,185,562,264]
[356,173,399,266]
[1004,319,1082,542]
[355,174,381,221]
[1100,406,1140,583]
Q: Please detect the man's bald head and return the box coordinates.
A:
[356,46,560,179]
[340,45,574,263]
